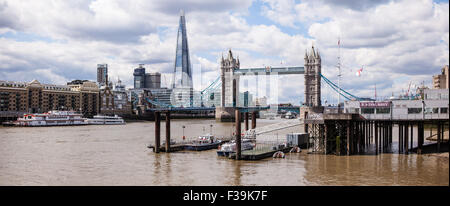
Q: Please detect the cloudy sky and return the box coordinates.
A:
[0,0,448,105]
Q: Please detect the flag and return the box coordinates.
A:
[355,66,363,76]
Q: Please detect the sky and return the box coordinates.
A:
[0,0,448,105]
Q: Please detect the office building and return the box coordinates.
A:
[172,10,193,89]
[97,64,108,86]
[433,65,449,89]
[133,64,161,89]
[133,64,146,89]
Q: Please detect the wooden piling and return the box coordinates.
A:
[155,112,161,153]
[437,121,441,153]
[165,111,171,152]
[380,122,385,153]
[387,122,390,148]
[418,121,424,155]
[251,111,256,129]
[404,122,409,154]
[358,122,361,153]
[347,120,351,156]
[235,110,241,160]
[410,123,413,149]
[389,121,394,147]
[398,122,403,154]
[375,122,378,155]
[385,122,388,151]
[244,112,249,131]
[324,123,328,155]
[370,121,373,145]
[381,122,384,152]
[368,122,370,150]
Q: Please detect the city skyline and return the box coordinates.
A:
[0,0,448,104]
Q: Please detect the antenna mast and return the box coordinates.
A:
[337,37,342,108]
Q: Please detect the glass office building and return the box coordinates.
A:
[133,64,146,89]
[97,64,108,86]
[172,10,193,89]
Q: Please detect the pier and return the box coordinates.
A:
[305,113,449,155]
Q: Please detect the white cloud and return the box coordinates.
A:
[0,0,448,104]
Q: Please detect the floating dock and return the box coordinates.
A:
[147,136,233,153]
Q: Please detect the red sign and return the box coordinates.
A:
[360,101,390,108]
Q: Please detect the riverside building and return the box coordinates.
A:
[0,79,99,117]
[344,88,449,120]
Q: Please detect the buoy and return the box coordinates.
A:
[289,146,301,153]
[273,151,285,158]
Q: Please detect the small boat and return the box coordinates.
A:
[86,114,125,125]
[217,139,255,157]
[184,134,222,151]
[162,139,177,146]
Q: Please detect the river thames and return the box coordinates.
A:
[0,119,448,186]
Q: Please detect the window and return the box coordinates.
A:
[376,108,390,114]
[432,108,439,114]
[408,108,422,114]
[361,108,375,114]
[424,107,436,114]
[441,108,448,114]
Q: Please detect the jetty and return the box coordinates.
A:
[147,136,234,152]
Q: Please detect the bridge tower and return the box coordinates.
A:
[301,45,324,133]
[215,49,240,122]
[304,45,321,107]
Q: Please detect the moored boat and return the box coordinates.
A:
[86,114,125,125]
[184,134,222,151]
[12,111,88,126]
[217,139,255,157]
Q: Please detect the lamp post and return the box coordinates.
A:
[231,124,235,136]
[182,125,185,141]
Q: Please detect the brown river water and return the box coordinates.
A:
[0,119,448,186]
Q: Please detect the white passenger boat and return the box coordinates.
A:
[217,139,255,156]
[86,114,125,125]
[13,111,87,126]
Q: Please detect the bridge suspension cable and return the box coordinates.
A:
[320,73,362,101]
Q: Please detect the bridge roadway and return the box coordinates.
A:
[146,106,300,113]
[147,106,271,112]
[234,66,304,76]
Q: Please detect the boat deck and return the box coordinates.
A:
[228,146,293,160]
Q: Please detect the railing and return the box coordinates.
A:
[244,118,304,138]
[360,113,449,120]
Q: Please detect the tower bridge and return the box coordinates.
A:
[142,46,325,122]
[215,47,321,122]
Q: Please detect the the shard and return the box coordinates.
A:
[172,9,193,89]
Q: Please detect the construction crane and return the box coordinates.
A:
[406,81,412,97]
